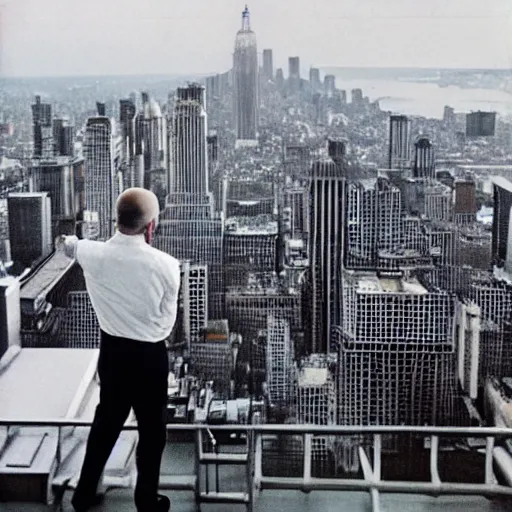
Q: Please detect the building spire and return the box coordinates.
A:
[242,4,250,31]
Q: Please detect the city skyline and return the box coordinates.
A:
[2,0,511,77]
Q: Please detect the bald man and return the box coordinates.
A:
[57,188,180,512]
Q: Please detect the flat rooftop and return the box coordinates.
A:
[298,367,329,387]
[0,348,98,420]
[354,273,429,295]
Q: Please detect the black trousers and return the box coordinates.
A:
[73,330,168,511]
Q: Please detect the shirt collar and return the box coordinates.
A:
[108,231,147,246]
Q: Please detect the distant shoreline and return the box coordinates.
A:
[0,67,510,82]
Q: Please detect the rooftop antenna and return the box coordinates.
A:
[242,4,250,31]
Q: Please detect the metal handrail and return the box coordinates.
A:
[3,419,512,512]
[1,419,512,436]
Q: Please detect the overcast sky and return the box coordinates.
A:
[1,0,511,77]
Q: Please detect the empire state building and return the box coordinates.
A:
[233,5,259,147]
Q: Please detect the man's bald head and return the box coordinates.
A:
[116,188,160,235]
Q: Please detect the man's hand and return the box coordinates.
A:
[54,235,67,252]
[55,235,79,258]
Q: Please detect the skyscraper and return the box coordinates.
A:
[266,315,294,406]
[413,136,435,179]
[29,159,76,239]
[52,118,75,157]
[119,98,137,188]
[309,68,321,92]
[262,49,273,81]
[275,68,285,90]
[31,96,52,158]
[388,115,410,169]
[492,177,512,268]
[7,192,52,267]
[135,92,167,190]
[233,5,259,146]
[338,272,457,426]
[324,75,336,98]
[288,56,301,94]
[170,84,209,198]
[155,84,222,319]
[308,159,345,354]
[83,117,117,241]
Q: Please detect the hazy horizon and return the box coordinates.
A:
[1,0,511,78]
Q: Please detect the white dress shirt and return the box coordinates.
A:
[59,232,181,343]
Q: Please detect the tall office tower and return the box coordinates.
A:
[308,159,345,354]
[492,177,512,268]
[351,88,363,105]
[207,131,218,164]
[288,56,301,94]
[52,118,75,157]
[275,68,285,90]
[283,182,308,236]
[83,117,117,241]
[266,315,294,406]
[7,192,52,267]
[283,143,313,181]
[154,219,224,319]
[423,181,453,222]
[96,102,106,117]
[189,319,233,395]
[454,179,477,225]
[345,178,403,270]
[170,84,209,199]
[413,136,435,178]
[467,277,512,382]
[309,68,321,92]
[388,115,410,169]
[0,276,21,359]
[119,98,137,188]
[224,221,278,286]
[226,274,303,345]
[233,5,259,146]
[31,96,53,158]
[179,261,208,350]
[324,75,336,98]
[156,83,222,319]
[135,92,167,190]
[328,138,347,164]
[338,271,457,426]
[262,49,274,80]
[296,362,336,425]
[29,159,76,239]
[205,70,232,104]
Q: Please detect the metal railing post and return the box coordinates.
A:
[247,428,254,512]
[485,436,495,485]
[430,435,441,487]
[371,434,382,512]
[303,433,312,493]
[253,432,262,491]
[194,428,201,511]
[373,434,381,481]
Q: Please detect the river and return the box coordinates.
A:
[335,78,512,119]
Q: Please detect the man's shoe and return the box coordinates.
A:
[71,492,105,511]
[156,494,171,512]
